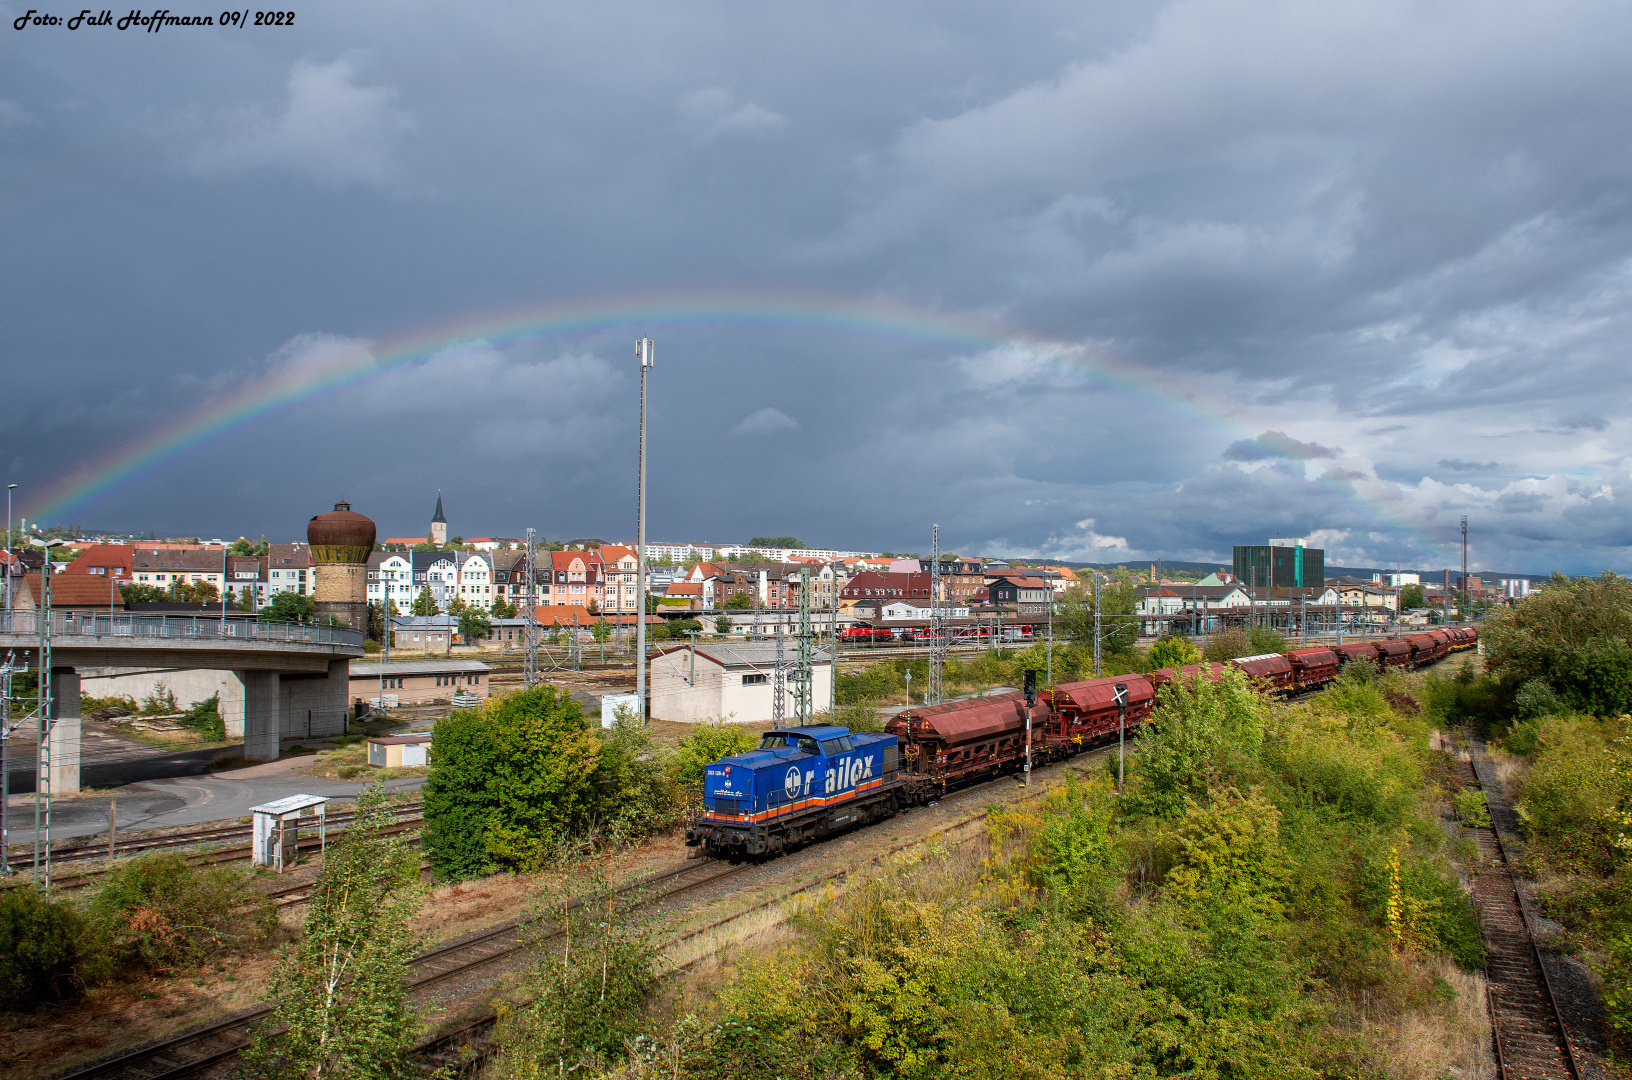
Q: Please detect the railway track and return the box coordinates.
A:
[46,855,751,1080]
[1452,735,1581,1080]
[5,806,426,892]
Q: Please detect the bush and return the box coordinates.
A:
[1516,717,1628,871]
[0,889,90,1008]
[89,851,274,970]
[1128,668,1269,819]
[1148,634,1202,669]
[1202,627,1252,662]
[1249,626,1289,655]
[423,687,603,879]
[671,718,759,789]
[180,693,225,739]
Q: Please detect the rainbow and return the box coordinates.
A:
[24,291,1440,555]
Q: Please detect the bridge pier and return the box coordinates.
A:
[45,667,82,794]
[242,670,281,762]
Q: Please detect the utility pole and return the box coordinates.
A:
[4,484,15,625]
[31,546,55,887]
[1,651,17,873]
[1092,573,1102,677]
[772,624,785,725]
[927,525,944,705]
[635,338,654,721]
[793,566,813,727]
[1461,515,1469,622]
[828,562,839,716]
[523,528,538,687]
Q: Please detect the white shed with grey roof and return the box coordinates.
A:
[648,642,834,725]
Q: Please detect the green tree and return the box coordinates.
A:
[241,792,421,1080]
[259,591,316,623]
[423,687,603,878]
[1148,634,1202,669]
[586,599,600,615]
[457,606,492,643]
[229,536,267,556]
[592,618,611,644]
[1399,583,1426,609]
[235,588,257,612]
[1055,570,1139,656]
[723,590,753,610]
[119,583,169,604]
[410,587,440,616]
[714,614,734,635]
[749,536,803,549]
[174,578,218,603]
[1483,572,1632,715]
[489,594,518,618]
[644,591,662,614]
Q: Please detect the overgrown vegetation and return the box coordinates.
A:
[0,851,275,1011]
[1427,572,1632,1042]
[242,790,422,1080]
[492,667,1492,1077]
[423,688,751,880]
[489,876,663,1078]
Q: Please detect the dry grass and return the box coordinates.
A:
[298,737,428,781]
[1369,956,1493,1080]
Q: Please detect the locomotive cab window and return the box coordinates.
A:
[820,737,852,755]
[759,734,821,755]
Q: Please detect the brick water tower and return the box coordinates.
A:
[309,500,375,632]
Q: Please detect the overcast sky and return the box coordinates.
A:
[4,0,1630,574]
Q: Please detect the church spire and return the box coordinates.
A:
[432,491,446,524]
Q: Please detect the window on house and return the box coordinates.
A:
[742,673,769,685]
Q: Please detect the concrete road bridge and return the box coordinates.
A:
[2,611,364,793]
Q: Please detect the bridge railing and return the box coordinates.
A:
[0,610,364,648]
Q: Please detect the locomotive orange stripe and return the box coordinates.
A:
[699,777,888,824]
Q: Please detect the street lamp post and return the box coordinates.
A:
[4,485,15,627]
[635,338,654,723]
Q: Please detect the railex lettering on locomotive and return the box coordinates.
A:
[683,626,1478,856]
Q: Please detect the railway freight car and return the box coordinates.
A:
[885,692,1052,790]
[1230,652,1297,692]
[1042,676,1156,745]
[1285,648,1340,691]
[684,725,904,855]
[1147,662,1227,693]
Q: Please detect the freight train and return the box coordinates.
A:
[684,627,1478,855]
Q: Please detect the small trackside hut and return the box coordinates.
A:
[684,724,902,855]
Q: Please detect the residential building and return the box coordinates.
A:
[466,537,519,551]
[597,545,642,614]
[985,575,1052,615]
[368,552,416,610]
[838,571,933,615]
[12,573,126,614]
[550,549,604,609]
[648,641,834,724]
[62,544,136,584]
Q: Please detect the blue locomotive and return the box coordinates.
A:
[683,724,903,855]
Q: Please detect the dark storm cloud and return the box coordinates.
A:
[1223,431,1339,462]
[4,0,1632,573]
